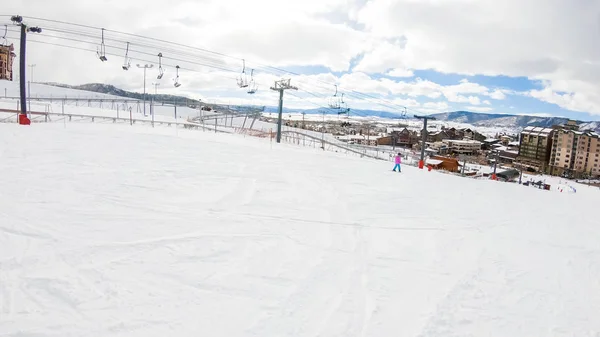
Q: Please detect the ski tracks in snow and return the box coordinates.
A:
[245,168,375,336]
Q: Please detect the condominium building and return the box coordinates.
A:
[549,124,600,178]
[442,139,482,155]
[0,43,16,81]
[517,126,555,172]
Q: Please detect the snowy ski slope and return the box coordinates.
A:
[1,122,600,336]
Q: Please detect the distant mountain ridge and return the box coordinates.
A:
[42,82,599,133]
[428,111,600,133]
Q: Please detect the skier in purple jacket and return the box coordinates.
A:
[393,153,402,172]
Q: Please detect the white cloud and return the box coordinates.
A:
[353,40,412,74]
[528,86,599,114]
[466,106,494,113]
[443,93,481,105]
[387,68,414,78]
[423,101,449,110]
[489,90,507,100]
[355,0,600,114]
[483,100,491,105]
[391,78,442,98]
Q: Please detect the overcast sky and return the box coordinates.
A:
[3,0,600,120]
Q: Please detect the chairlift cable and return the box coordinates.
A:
[20,34,238,74]
[16,16,416,114]
[10,16,422,116]
[6,28,407,116]
[38,26,230,67]
[21,31,238,73]
[16,38,242,83]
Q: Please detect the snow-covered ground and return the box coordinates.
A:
[1,122,600,336]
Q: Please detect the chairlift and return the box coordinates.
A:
[157,53,164,79]
[173,65,181,87]
[338,94,350,116]
[237,59,248,88]
[96,28,108,62]
[247,69,258,94]
[328,84,340,109]
[122,42,131,70]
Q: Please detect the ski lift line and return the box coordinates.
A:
[286,90,361,116]
[22,16,242,61]
[21,32,238,74]
[36,27,231,70]
[16,17,416,114]
[286,92,354,117]
[20,39,232,77]
[16,39,244,92]
[22,39,242,85]
[299,89,393,117]
[16,18,395,105]
[26,29,232,78]
[38,26,231,67]
[0,40,375,119]
[25,23,412,114]
[295,89,380,119]
[5,30,403,117]
[17,17,419,115]
[38,32,233,72]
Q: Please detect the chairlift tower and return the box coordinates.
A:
[414,114,437,169]
[270,79,297,143]
[151,82,160,95]
[11,15,41,124]
[137,64,154,116]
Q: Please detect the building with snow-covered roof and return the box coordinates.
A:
[517,126,555,172]
[442,139,482,155]
[336,134,377,146]
[379,128,419,148]
[428,156,460,172]
[549,124,600,178]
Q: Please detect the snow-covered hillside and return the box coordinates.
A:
[1,82,125,100]
[1,122,599,336]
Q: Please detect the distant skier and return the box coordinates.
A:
[393,153,402,172]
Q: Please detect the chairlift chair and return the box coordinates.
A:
[237,59,248,88]
[1,25,7,46]
[122,42,131,70]
[96,28,108,62]
[247,69,258,94]
[328,84,340,109]
[328,97,340,109]
[157,53,164,79]
[247,83,257,94]
[173,65,181,87]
